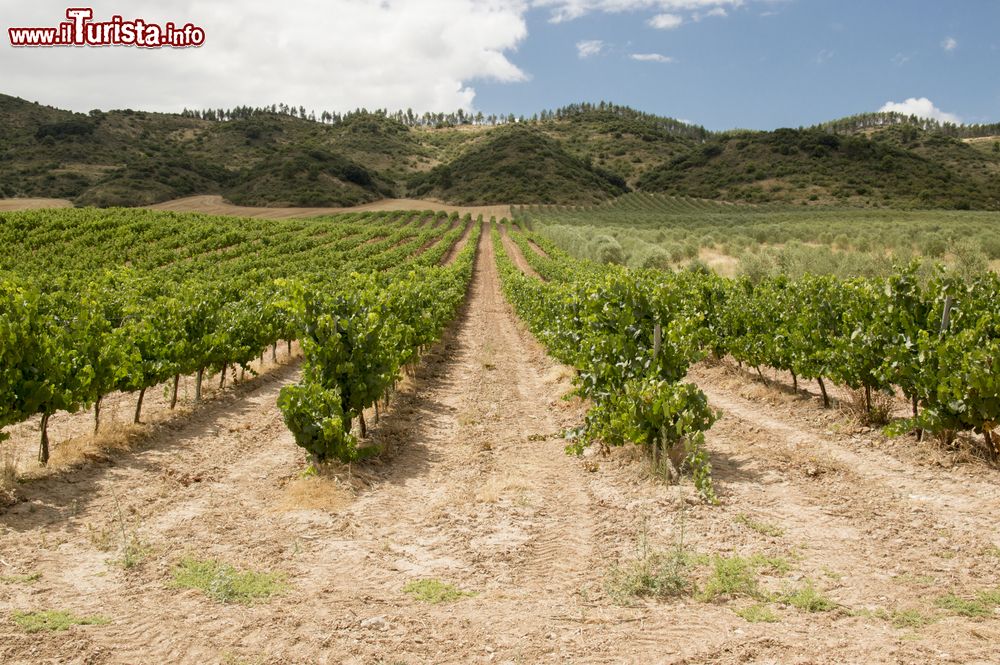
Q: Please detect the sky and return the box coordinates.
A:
[1,0,997,130]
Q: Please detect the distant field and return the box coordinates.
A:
[0,194,510,221]
[0,198,73,211]
[517,192,1000,277]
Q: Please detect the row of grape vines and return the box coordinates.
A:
[493,223,719,499]
[499,220,1000,470]
[0,207,474,464]
[278,221,482,462]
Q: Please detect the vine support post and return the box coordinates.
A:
[195,368,204,403]
[940,295,953,333]
[134,387,146,424]
[219,364,227,389]
[38,413,51,465]
[170,374,180,409]
[94,395,102,434]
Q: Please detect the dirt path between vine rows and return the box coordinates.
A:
[2,231,999,664]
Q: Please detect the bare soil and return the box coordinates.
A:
[0,199,73,211]
[147,195,511,223]
[2,233,999,664]
[0,196,511,222]
[499,224,542,280]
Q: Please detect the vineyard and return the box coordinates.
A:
[1,205,999,663]
[498,217,1000,464]
[0,207,474,465]
[518,192,1000,278]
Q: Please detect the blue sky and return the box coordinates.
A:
[474,0,1000,130]
[1,0,997,130]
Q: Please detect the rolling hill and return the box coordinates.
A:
[1,94,999,209]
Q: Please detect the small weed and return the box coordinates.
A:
[11,610,108,633]
[735,513,784,538]
[893,571,936,587]
[119,538,152,569]
[171,558,286,605]
[606,548,691,603]
[748,553,790,574]
[403,579,474,604]
[699,556,761,601]
[85,523,115,552]
[890,609,934,629]
[977,588,1000,606]
[821,566,842,581]
[605,524,692,604]
[735,603,779,623]
[457,412,478,427]
[0,572,42,585]
[982,545,1000,560]
[781,582,836,612]
[935,589,1000,618]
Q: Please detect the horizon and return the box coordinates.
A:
[1,1,998,131]
[7,92,999,135]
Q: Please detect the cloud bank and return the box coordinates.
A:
[630,52,675,62]
[0,0,528,113]
[879,97,961,124]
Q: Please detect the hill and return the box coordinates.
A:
[637,125,1000,209]
[407,124,628,205]
[2,94,999,209]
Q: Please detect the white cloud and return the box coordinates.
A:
[630,52,676,62]
[701,7,728,18]
[533,0,745,24]
[941,36,958,52]
[879,97,962,124]
[0,0,528,114]
[576,39,606,58]
[891,52,911,67]
[814,49,835,65]
[648,13,683,29]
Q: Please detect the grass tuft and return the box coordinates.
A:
[171,558,286,605]
[0,572,42,585]
[11,610,108,633]
[699,555,761,601]
[889,608,934,629]
[735,513,785,538]
[781,581,836,612]
[735,603,779,623]
[403,579,474,604]
[935,589,1000,618]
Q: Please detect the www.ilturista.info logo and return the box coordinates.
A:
[8,8,205,48]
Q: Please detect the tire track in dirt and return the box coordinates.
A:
[292,227,597,606]
[6,227,1000,664]
[498,222,542,280]
[692,365,1000,549]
